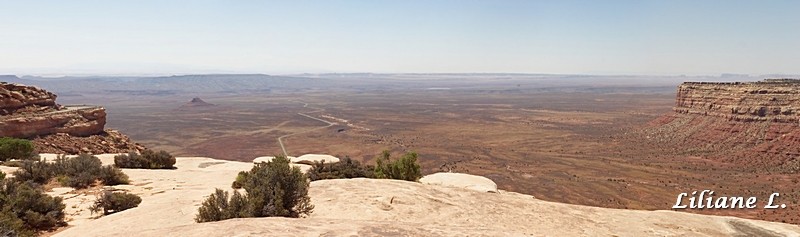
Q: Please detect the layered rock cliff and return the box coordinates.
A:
[644,79,800,173]
[0,82,58,115]
[674,79,800,123]
[1,107,107,138]
[0,82,143,154]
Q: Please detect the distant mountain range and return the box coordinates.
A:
[1,74,327,94]
[0,73,774,95]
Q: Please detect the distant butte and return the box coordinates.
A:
[183,97,215,107]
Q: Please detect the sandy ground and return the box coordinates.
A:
[1,155,798,236]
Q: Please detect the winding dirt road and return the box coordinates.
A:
[277,101,337,156]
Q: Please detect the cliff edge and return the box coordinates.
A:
[644,79,800,173]
[0,82,143,154]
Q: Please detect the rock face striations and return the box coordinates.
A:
[0,82,58,115]
[674,79,800,123]
[0,82,143,154]
[645,79,800,173]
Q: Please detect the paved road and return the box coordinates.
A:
[277,101,336,157]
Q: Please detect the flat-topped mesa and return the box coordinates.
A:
[674,79,800,123]
[0,82,58,115]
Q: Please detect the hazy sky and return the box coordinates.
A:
[1,0,798,76]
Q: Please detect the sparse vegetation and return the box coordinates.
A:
[196,155,313,223]
[307,156,375,181]
[0,137,34,161]
[90,191,142,215]
[13,154,129,189]
[195,188,250,222]
[114,150,176,169]
[0,176,66,235]
[374,151,422,181]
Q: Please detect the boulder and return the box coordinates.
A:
[420,172,498,193]
[292,154,340,165]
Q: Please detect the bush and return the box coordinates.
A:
[99,166,129,186]
[0,179,66,234]
[13,158,54,184]
[90,191,142,215]
[307,156,375,181]
[13,154,129,189]
[0,137,34,161]
[0,210,32,237]
[114,150,176,169]
[55,154,103,188]
[374,151,422,181]
[196,189,251,222]
[196,155,313,223]
[231,171,248,189]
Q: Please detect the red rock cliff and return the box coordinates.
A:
[0,82,57,115]
[644,79,800,173]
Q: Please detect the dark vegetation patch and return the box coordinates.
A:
[14,154,129,189]
[196,155,313,223]
[114,150,176,169]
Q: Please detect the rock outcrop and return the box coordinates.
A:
[45,157,800,236]
[643,79,800,173]
[0,82,58,115]
[0,106,107,138]
[674,79,800,123]
[0,82,143,154]
[31,130,145,154]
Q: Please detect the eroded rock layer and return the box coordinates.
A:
[0,82,58,115]
[0,82,143,154]
[32,130,145,154]
[675,79,800,123]
[644,79,800,173]
[0,107,107,138]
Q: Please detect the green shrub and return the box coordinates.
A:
[90,191,142,215]
[196,155,313,223]
[0,179,66,233]
[99,166,129,186]
[0,210,33,237]
[196,189,251,222]
[114,150,176,169]
[307,156,375,181]
[374,151,422,181]
[0,137,34,162]
[55,154,103,188]
[13,158,54,184]
[231,171,248,189]
[14,154,129,189]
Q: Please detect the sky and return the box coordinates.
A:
[0,0,798,76]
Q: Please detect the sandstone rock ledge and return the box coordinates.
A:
[0,82,56,115]
[47,157,800,237]
[0,82,143,154]
[0,106,107,138]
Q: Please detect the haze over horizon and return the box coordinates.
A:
[1,1,799,76]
